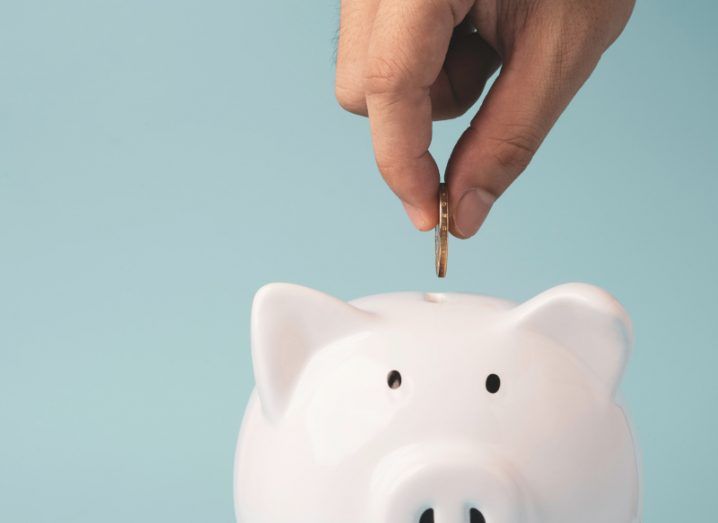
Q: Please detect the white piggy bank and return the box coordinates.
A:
[234,283,641,523]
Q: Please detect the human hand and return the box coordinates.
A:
[336,0,634,237]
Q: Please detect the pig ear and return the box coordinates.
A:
[251,283,373,422]
[509,283,633,394]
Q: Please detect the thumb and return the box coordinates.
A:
[446,41,600,238]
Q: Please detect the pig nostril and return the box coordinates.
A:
[470,508,486,523]
[418,508,434,523]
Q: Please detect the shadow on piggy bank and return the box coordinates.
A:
[234,283,641,523]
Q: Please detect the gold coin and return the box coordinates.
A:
[435,182,448,277]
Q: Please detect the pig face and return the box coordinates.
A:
[234,284,641,523]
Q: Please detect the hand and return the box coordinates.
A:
[336,0,634,238]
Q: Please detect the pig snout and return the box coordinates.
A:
[368,442,527,523]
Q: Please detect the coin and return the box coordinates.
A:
[435,182,448,277]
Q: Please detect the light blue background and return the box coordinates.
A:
[1,1,716,521]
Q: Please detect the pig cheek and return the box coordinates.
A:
[497,364,605,472]
[488,338,596,443]
[304,354,406,465]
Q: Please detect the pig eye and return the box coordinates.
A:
[485,373,501,394]
[387,370,402,389]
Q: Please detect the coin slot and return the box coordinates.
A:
[423,292,446,303]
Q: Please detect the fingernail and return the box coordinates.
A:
[402,201,431,231]
[453,188,495,238]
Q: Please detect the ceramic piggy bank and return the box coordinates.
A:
[234,283,640,523]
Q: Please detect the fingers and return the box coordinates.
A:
[336,0,497,231]
[431,32,501,121]
[339,0,634,237]
[337,7,499,121]
[335,0,381,115]
[364,0,474,230]
[446,35,603,238]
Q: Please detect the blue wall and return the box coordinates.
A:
[1,1,716,521]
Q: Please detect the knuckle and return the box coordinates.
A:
[375,153,401,178]
[335,83,367,115]
[364,55,412,95]
[486,126,542,173]
[544,1,634,65]
[375,155,411,194]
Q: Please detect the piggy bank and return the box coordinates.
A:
[234,283,641,523]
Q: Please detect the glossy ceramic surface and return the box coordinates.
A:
[234,283,641,523]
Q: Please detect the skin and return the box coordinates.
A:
[336,0,635,238]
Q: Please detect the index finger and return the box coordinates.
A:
[364,0,470,230]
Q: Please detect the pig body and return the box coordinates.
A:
[234,284,641,523]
